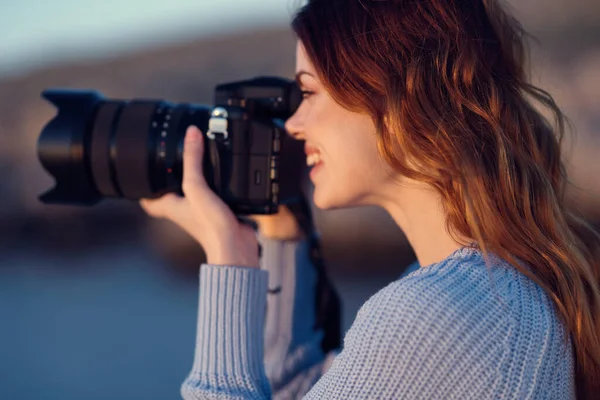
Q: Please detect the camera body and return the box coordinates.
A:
[38,76,305,215]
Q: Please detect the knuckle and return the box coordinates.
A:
[181,179,203,196]
[182,146,196,158]
[181,182,193,196]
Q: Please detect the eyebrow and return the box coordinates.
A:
[295,70,315,85]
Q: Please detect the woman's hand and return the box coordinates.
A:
[249,205,306,241]
[139,126,260,268]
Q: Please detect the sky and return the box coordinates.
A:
[0,0,296,78]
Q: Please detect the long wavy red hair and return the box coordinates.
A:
[292,0,600,397]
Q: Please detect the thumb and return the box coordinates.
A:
[181,125,208,198]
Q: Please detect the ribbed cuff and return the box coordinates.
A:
[193,264,269,384]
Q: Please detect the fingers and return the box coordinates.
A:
[141,125,208,220]
[247,205,292,223]
[139,193,184,219]
[246,205,306,240]
[140,125,249,248]
[181,125,208,200]
[140,195,203,241]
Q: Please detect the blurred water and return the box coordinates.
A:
[0,246,397,400]
[0,247,198,399]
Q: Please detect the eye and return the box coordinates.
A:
[301,90,314,99]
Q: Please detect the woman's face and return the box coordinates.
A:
[285,41,396,210]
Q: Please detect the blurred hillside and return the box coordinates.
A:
[1,2,599,275]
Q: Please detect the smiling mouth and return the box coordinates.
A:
[306,153,323,167]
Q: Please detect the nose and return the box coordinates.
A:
[284,110,305,141]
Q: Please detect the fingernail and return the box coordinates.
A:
[186,126,200,140]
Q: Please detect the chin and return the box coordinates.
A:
[312,187,334,210]
[312,187,356,210]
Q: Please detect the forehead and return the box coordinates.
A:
[295,41,315,73]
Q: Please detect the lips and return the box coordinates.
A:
[305,143,321,156]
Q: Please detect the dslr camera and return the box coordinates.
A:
[37,76,305,215]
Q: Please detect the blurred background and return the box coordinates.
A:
[0,0,598,398]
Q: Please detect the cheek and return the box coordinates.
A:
[308,101,390,204]
[313,149,386,209]
[327,135,386,190]
[333,125,381,175]
[345,148,385,184]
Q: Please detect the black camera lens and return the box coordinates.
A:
[37,77,304,214]
[37,89,211,205]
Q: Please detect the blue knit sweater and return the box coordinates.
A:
[180,233,575,399]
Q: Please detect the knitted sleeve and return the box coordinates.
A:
[180,264,271,399]
[258,234,340,399]
[180,233,339,400]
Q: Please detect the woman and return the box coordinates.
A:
[141,0,600,398]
